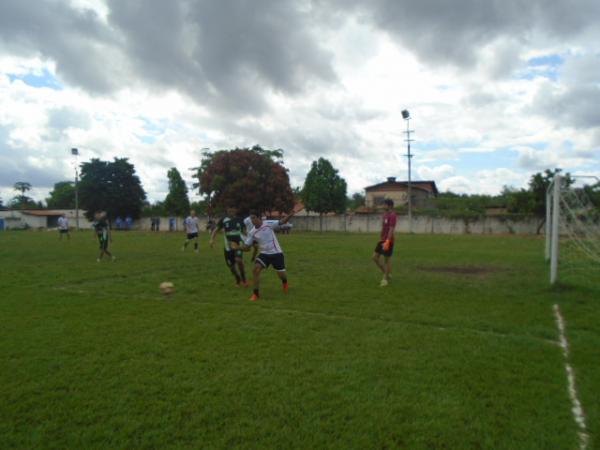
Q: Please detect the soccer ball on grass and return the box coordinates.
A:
[159,281,175,296]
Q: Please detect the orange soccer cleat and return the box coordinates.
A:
[249,293,259,302]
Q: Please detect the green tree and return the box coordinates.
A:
[163,168,190,216]
[527,169,574,216]
[79,158,146,220]
[347,192,365,210]
[46,181,76,209]
[194,145,294,215]
[11,181,36,209]
[302,157,347,230]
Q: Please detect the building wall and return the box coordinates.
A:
[289,214,543,235]
[0,210,93,230]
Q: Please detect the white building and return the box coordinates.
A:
[0,209,92,230]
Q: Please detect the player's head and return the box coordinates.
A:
[384,199,394,211]
[94,211,106,220]
[190,209,196,217]
[226,206,237,216]
[249,211,262,227]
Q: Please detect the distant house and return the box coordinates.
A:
[365,177,438,209]
[0,209,92,230]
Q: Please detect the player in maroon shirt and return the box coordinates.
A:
[373,198,397,286]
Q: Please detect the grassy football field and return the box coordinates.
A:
[1,230,599,449]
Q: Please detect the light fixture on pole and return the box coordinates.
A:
[71,148,80,231]
[402,110,414,233]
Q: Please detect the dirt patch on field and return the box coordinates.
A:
[417,266,501,276]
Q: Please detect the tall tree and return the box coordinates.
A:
[194,145,294,215]
[46,181,76,209]
[163,168,190,216]
[78,158,146,220]
[11,181,35,209]
[302,157,347,230]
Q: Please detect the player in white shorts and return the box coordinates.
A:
[182,210,200,252]
[241,211,294,301]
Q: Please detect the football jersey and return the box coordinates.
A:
[184,216,199,233]
[244,221,283,255]
[217,216,244,238]
[58,217,69,230]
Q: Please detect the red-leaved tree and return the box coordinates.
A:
[194,145,294,215]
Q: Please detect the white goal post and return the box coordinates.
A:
[546,174,600,284]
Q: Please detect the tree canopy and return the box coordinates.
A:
[301,157,347,215]
[194,145,294,215]
[46,181,76,209]
[163,168,190,216]
[78,158,146,220]
[11,181,37,209]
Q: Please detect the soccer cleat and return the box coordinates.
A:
[282,282,289,293]
[249,293,259,302]
[379,278,388,287]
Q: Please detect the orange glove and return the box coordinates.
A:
[382,240,391,252]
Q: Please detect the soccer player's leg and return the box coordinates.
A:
[225,250,241,286]
[250,256,267,301]
[372,242,386,274]
[272,254,288,293]
[235,249,248,286]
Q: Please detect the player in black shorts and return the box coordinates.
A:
[210,206,248,287]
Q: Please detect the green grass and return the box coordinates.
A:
[1,231,599,449]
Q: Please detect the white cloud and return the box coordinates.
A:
[0,0,599,206]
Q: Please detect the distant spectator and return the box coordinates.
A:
[169,217,176,231]
[115,216,123,230]
[155,217,160,232]
[125,216,133,230]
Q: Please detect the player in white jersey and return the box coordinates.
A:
[182,210,200,252]
[241,211,294,301]
[57,215,70,240]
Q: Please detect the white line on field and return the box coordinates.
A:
[553,304,589,450]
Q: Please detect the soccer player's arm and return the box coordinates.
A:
[278,210,296,226]
[241,233,254,252]
[209,219,222,247]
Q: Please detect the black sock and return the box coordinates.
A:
[194,242,198,250]
[253,289,259,296]
[281,278,287,284]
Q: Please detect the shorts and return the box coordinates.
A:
[255,253,285,272]
[59,229,69,234]
[224,249,242,266]
[186,232,199,240]
[226,235,242,245]
[375,240,394,257]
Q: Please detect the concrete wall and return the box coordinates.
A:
[0,210,93,230]
[289,214,543,235]
[136,216,212,232]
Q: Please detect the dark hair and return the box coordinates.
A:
[384,199,394,207]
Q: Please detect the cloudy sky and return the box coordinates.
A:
[1,0,599,204]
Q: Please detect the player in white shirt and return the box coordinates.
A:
[241,211,294,301]
[182,210,200,252]
[57,215,70,240]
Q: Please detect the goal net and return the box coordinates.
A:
[546,174,600,285]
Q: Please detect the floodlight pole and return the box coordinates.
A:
[402,110,415,233]
[72,148,80,230]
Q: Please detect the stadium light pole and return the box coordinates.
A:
[71,148,80,230]
[402,110,414,233]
